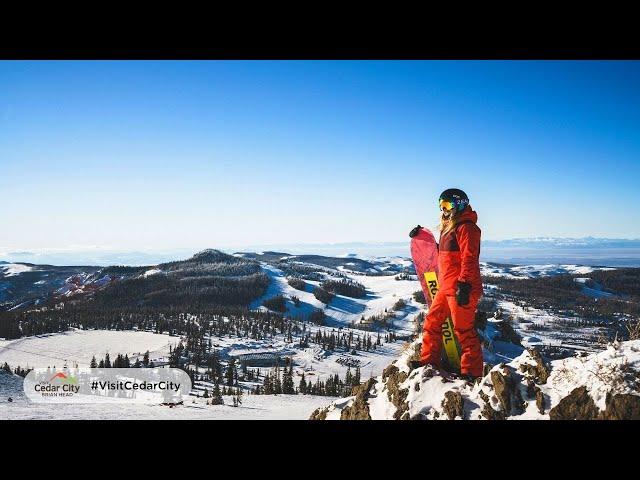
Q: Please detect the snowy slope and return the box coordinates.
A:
[252,262,421,334]
[0,330,177,368]
[0,372,337,420]
[480,262,615,279]
[491,297,606,353]
[0,325,406,419]
[0,263,34,276]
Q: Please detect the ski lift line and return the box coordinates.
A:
[0,340,174,366]
[0,343,69,362]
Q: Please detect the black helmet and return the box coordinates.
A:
[439,188,469,213]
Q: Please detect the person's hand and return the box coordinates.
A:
[409,225,422,238]
[456,281,471,306]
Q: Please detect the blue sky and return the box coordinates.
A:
[1,60,639,253]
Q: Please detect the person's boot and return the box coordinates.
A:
[458,373,480,385]
[409,360,424,371]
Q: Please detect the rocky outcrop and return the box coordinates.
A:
[601,393,640,420]
[310,339,640,421]
[491,366,525,416]
[494,318,521,344]
[550,387,640,420]
[549,386,600,420]
[535,386,546,414]
[442,391,464,420]
[309,406,329,420]
[339,377,377,420]
[382,364,410,420]
[519,348,550,384]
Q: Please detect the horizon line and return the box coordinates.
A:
[3,235,640,256]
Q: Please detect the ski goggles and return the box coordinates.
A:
[439,199,455,211]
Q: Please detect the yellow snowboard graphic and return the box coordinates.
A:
[423,271,461,372]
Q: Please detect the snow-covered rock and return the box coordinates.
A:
[311,339,640,420]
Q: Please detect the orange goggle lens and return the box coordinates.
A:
[439,199,455,211]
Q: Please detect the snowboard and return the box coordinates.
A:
[410,225,461,373]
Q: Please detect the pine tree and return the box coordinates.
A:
[274,366,282,395]
[104,353,111,368]
[226,358,237,386]
[299,372,307,394]
[143,350,149,367]
[211,379,223,405]
[90,356,97,368]
[282,358,295,394]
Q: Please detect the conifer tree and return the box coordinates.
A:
[299,372,307,394]
[226,358,237,386]
[282,358,295,394]
[211,379,223,405]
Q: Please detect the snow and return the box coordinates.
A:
[322,397,354,420]
[315,338,640,420]
[545,341,640,411]
[368,381,398,419]
[491,296,605,353]
[572,277,617,299]
[252,262,422,334]
[481,262,615,279]
[290,341,403,382]
[0,372,336,419]
[0,264,33,277]
[0,330,177,369]
[195,322,405,385]
[581,286,616,299]
[3,252,635,420]
[0,327,346,419]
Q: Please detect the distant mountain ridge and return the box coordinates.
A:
[483,237,640,248]
[3,237,640,267]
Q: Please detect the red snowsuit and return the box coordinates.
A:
[420,206,484,377]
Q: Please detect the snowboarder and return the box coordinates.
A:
[415,188,484,379]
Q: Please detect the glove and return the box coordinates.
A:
[456,281,472,306]
[409,225,422,238]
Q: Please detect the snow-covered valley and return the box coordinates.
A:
[1,250,639,420]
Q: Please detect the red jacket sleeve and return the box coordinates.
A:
[456,223,481,285]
